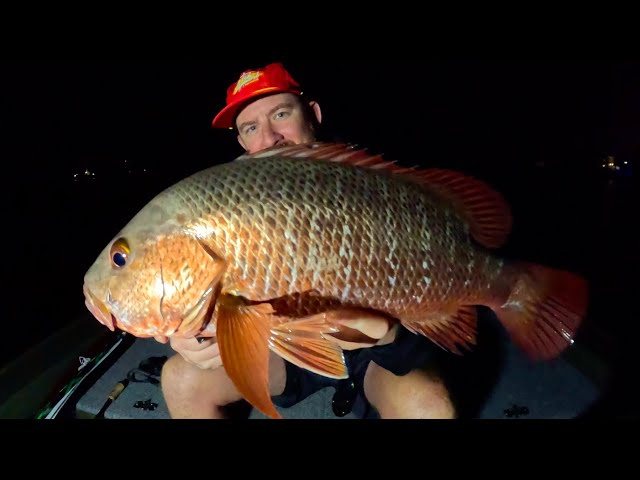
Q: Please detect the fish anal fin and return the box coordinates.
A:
[401,305,478,355]
[216,296,282,419]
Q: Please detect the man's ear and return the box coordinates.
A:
[309,101,322,125]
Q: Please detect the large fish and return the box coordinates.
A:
[83,142,588,419]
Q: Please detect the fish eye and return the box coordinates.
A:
[110,238,130,268]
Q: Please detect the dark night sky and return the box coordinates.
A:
[1,62,638,373]
[3,62,638,179]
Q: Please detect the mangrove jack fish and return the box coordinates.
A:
[83,142,589,419]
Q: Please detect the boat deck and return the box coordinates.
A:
[75,327,603,420]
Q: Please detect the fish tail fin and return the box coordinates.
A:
[489,261,589,361]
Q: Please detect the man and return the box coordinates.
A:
[156,62,456,419]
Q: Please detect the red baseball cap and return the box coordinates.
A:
[211,62,302,129]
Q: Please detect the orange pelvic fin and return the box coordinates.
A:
[269,311,352,379]
[215,297,356,419]
[489,262,589,361]
[216,295,282,419]
[401,305,479,355]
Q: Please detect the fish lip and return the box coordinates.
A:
[83,284,116,332]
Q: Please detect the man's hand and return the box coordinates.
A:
[155,335,222,370]
[327,316,396,350]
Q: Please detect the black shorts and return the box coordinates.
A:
[271,325,442,418]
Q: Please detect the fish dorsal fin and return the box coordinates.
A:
[238,142,409,171]
[239,142,512,249]
[413,168,513,249]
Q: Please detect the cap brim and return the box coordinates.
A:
[211,87,301,129]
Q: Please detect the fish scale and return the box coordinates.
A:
[160,150,500,318]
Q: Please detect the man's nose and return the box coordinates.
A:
[262,124,284,146]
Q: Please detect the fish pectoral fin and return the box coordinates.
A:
[269,312,351,380]
[216,296,281,419]
[401,305,478,355]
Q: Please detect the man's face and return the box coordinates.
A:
[235,93,320,154]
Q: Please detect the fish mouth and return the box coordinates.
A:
[82,278,220,338]
[83,284,116,332]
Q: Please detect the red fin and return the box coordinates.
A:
[489,262,589,361]
[401,305,478,354]
[269,312,349,379]
[416,168,512,249]
[241,142,512,249]
[240,142,415,173]
[216,296,282,419]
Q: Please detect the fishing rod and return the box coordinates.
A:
[35,331,132,419]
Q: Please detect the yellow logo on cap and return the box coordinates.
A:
[233,71,263,95]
